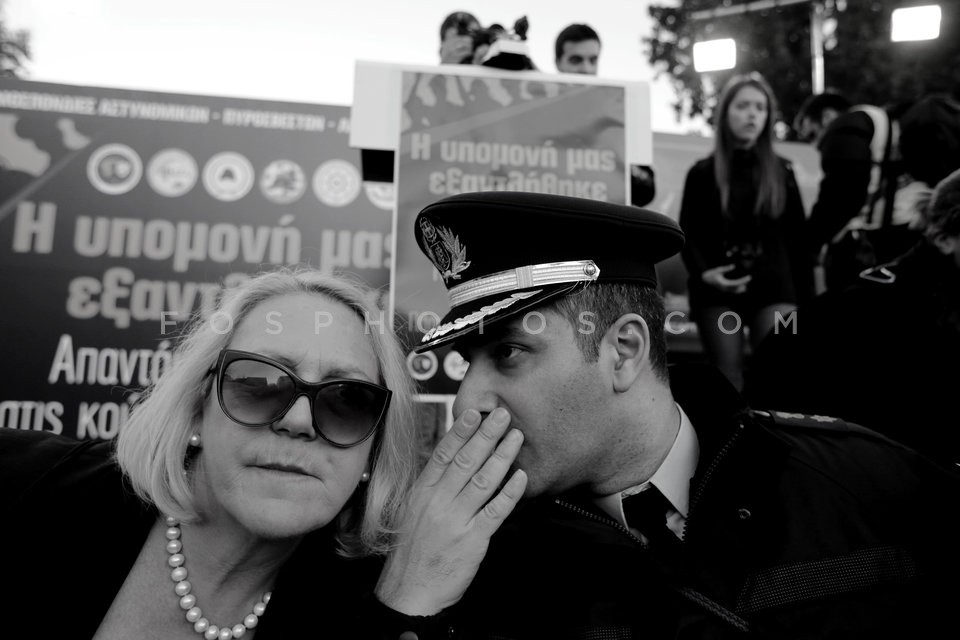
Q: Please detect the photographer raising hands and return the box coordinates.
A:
[439,11,481,65]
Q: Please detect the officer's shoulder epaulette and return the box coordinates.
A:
[749,409,924,458]
[750,409,851,432]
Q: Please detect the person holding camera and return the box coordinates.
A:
[678,73,813,391]
[438,11,534,71]
[439,11,482,65]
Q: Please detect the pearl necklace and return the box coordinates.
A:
[164,516,272,640]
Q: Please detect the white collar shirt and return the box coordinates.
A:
[594,404,699,540]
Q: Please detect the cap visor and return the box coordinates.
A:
[414,283,582,353]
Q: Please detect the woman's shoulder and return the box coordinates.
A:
[262,530,385,637]
[282,527,384,588]
[685,155,715,181]
[0,429,118,504]
[691,155,715,172]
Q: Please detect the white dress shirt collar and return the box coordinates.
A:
[594,404,699,536]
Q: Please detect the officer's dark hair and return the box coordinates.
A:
[544,282,669,383]
[554,24,600,62]
[440,11,479,42]
[794,91,851,128]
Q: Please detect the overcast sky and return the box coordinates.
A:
[4,0,701,133]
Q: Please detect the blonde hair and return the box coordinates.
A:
[115,267,418,557]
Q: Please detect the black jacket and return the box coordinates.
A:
[379,365,960,639]
[748,241,960,467]
[679,153,813,315]
[0,429,381,639]
[808,110,876,253]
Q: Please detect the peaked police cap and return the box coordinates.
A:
[414,191,684,352]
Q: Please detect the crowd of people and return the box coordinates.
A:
[2,8,960,640]
[676,77,960,401]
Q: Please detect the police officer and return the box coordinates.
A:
[372,192,959,639]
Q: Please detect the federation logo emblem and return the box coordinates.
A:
[147,149,198,197]
[87,143,143,195]
[203,152,254,202]
[443,350,470,381]
[260,160,306,204]
[312,159,361,207]
[363,181,395,211]
[419,218,471,282]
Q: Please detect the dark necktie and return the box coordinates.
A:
[623,487,683,560]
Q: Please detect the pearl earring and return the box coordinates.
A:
[360,471,370,482]
[188,434,202,448]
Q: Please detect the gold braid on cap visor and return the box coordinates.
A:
[420,261,601,344]
[447,260,600,307]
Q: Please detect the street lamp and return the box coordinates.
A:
[891,5,941,42]
[693,38,737,72]
[689,0,824,91]
[689,2,943,90]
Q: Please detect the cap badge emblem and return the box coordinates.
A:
[420,218,471,282]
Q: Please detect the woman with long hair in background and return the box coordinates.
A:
[679,72,812,391]
[0,268,419,640]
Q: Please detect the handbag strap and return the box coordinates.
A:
[879,118,900,228]
[851,105,899,227]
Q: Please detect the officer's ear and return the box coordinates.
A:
[602,313,650,393]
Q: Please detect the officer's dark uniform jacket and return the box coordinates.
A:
[748,241,960,468]
[375,364,959,639]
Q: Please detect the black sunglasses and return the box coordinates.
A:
[213,349,391,448]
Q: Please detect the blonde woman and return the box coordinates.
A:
[1,268,418,640]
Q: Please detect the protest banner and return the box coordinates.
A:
[395,69,641,395]
[351,63,648,401]
[0,79,392,439]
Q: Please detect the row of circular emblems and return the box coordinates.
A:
[85,143,388,208]
[406,349,470,382]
